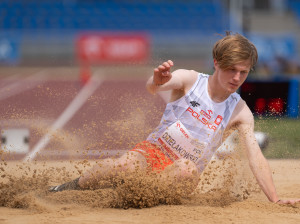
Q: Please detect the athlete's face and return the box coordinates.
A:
[214,59,251,93]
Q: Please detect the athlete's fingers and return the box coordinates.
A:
[163,61,171,68]
[155,60,173,71]
[153,60,173,79]
[290,199,300,204]
[167,60,174,66]
[157,66,171,76]
[163,60,174,69]
[154,68,170,80]
[153,66,163,75]
[277,199,300,205]
[154,68,160,74]
[162,70,172,77]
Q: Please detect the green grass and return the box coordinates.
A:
[255,117,300,159]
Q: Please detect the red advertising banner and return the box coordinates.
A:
[77,33,150,64]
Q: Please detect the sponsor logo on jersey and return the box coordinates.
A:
[214,115,223,125]
[186,107,223,131]
[159,133,199,163]
[190,101,200,107]
[176,121,189,139]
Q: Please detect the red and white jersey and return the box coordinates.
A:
[147,73,241,172]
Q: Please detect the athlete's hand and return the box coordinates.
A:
[276,198,300,205]
[153,60,174,85]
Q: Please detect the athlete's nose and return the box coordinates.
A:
[232,72,241,82]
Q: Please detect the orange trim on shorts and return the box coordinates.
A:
[130,141,174,172]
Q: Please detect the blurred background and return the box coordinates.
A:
[0,0,299,68]
[0,0,299,160]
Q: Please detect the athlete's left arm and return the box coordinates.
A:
[236,102,300,205]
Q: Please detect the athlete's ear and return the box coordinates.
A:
[213,59,218,70]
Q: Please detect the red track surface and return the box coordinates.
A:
[0,73,166,160]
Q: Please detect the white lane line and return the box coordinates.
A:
[0,70,48,101]
[0,73,24,88]
[23,73,103,162]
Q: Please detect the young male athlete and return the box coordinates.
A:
[50,33,300,205]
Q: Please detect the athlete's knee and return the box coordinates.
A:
[163,159,199,194]
[116,151,147,172]
[172,159,199,179]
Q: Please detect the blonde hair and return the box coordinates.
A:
[212,32,258,71]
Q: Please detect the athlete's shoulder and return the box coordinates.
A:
[172,69,199,78]
[172,69,199,87]
[235,99,254,124]
[228,99,254,129]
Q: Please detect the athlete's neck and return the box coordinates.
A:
[207,75,231,103]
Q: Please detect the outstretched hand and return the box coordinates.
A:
[153,60,174,85]
[276,198,300,205]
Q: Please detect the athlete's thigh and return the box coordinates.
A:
[164,159,199,178]
[117,150,148,171]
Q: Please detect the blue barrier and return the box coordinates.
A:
[287,78,299,118]
[0,34,20,65]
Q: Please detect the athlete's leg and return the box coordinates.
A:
[162,159,200,194]
[78,151,147,189]
[49,151,147,192]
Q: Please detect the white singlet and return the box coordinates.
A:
[147,73,241,172]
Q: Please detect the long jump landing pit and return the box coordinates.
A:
[0,159,299,224]
[0,68,299,223]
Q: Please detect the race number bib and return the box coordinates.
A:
[157,120,207,163]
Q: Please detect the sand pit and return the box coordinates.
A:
[0,158,299,224]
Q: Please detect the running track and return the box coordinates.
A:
[0,68,168,161]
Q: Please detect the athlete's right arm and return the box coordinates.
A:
[146,60,196,95]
